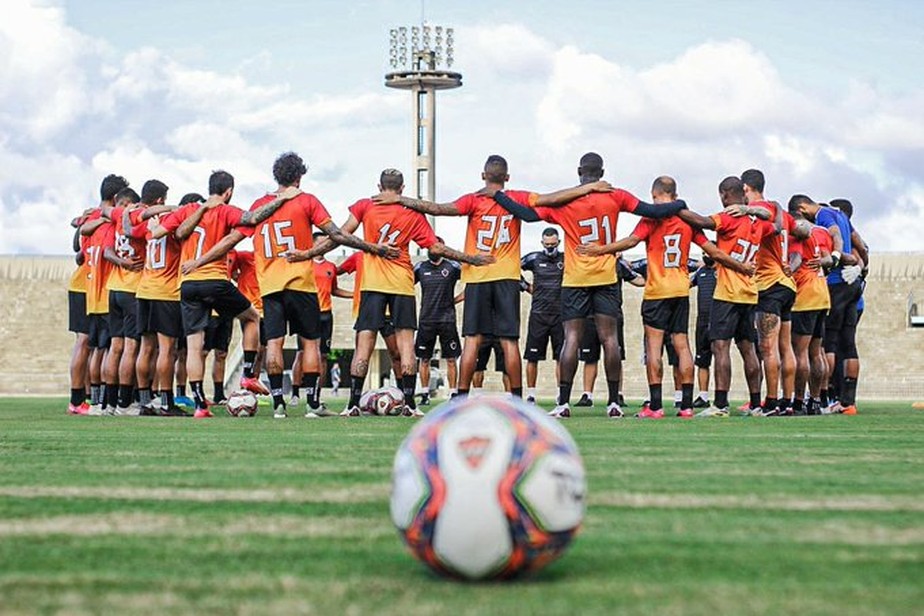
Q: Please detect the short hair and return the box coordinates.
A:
[379,168,404,191]
[788,194,814,216]
[208,170,234,196]
[435,236,445,244]
[718,176,745,201]
[830,198,853,219]
[578,152,604,179]
[114,187,140,205]
[100,174,129,202]
[740,169,765,193]
[541,227,559,237]
[312,231,326,241]
[483,155,509,183]
[179,192,206,205]
[141,179,169,204]
[273,152,308,187]
[651,175,677,198]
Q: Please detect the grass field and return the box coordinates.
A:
[1,397,922,615]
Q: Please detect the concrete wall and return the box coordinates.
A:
[2,254,923,399]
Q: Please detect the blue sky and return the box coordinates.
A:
[1,0,923,253]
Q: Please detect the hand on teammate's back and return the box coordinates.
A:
[586,180,614,193]
[278,186,302,201]
[375,243,401,259]
[575,244,604,257]
[468,253,496,266]
[371,192,401,205]
[284,249,310,262]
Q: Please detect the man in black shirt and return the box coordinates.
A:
[690,255,717,407]
[414,238,462,404]
[521,228,564,403]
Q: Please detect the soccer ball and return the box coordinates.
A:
[360,386,405,416]
[226,390,258,417]
[390,395,586,580]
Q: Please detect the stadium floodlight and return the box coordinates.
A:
[385,22,462,231]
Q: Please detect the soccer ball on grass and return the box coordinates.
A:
[226,390,258,417]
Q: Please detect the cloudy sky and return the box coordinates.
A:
[2,0,922,255]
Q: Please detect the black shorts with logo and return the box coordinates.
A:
[263,289,320,341]
[87,313,111,349]
[137,298,183,339]
[462,280,521,339]
[792,309,827,338]
[180,280,251,336]
[476,337,506,373]
[694,320,712,368]
[577,315,626,363]
[204,314,233,352]
[318,311,333,354]
[561,284,622,322]
[356,291,416,332]
[641,297,690,334]
[757,282,796,322]
[68,291,89,335]
[108,290,139,340]
[709,300,756,343]
[416,321,461,360]
[524,312,564,361]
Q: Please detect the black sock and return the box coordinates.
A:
[750,392,762,409]
[242,351,257,378]
[681,384,694,409]
[715,390,729,408]
[291,384,300,399]
[819,389,829,406]
[176,384,186,397]
[269,373,285,409]
[349,374,366,408]
[793,398,804,413]
[607,380,620,405]
[99,384,108,407]
[191,381,207,410]
[117,385,133,408]
[302,373,319,409]
[510,387,522,398]
[159,390,174,409]
[70,388,84,406]
[107,383,119,408]
[764,397,777,412]
[213,382,225,402]
[648,384,663,411]
[402,375,417,409]
[453,389,467,398]
[842,377,858,406]
[558,382,573,406]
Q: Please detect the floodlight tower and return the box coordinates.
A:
[386,24,462,229]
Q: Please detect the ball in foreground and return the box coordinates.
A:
[226,390,258,417]
[390,395,586,580]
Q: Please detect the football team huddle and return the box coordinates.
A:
[65,151,868,420]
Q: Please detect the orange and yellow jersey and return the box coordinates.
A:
[243,193,332,296]
[455,190,536,284]
[792,226,833,312]
[533,189,641,288]
[85,210,115,314]
[338,252,363,319]
[231,250,262,314]
[131,210,181,301]
[106,206,146,293]
[68,230,91,293]
[710,210,775,305]
[751,200,797,293]
[313,258,338,311]
[160,203,246,283]
[633,216,708,300]
[349,199,437,296]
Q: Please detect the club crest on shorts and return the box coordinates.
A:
[458,435,492,469]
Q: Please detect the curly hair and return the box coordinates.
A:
[273,152,308,187]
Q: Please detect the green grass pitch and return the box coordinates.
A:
[0,398,922,614]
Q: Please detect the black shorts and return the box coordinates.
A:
[757,283,796,322]
[694,320,712,368]
[461,280,521,338]
[241,318,268,347]
[524,312,564,361]
[263,290,320,341]
[380,318,396,339]
[576,316,625,363]
[356,291,416,332]
[416,321,461,360]
[108,290,139,340]
[709,300,756,343]
[792,309,826,338]
[665,339,679,367]
[476,338,505,373]
[204,314,233,352]
[137,298,183,339]
[180,280,251,336]
[825,282,860,333]
[641,297,690,334]
[87,313,111,349]
[318,311,333,354]
[561,284,622,322]
[68,291,89,335]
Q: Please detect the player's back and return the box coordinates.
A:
[135,216,181,301]
[634,216,705,300]
[181,204,245,282]
[455,191,529,284]
[751,200,796,292]
[792,227,832,311]
[711,211,771,304]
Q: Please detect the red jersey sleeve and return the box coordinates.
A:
[339,252,359,275]
[693,230,709,247]
[348,199,369,222]
[159,206,188,234]
[410,212,438,249]
[610,189,641,213]
[453,193,475,215]
[305,194,333,228]
[711,213,726,232]
[632,218,654,241]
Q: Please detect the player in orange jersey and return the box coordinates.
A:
[742,169,797,416]
[785,213,832,416]
[676,177,775,417]
[578,176,753,419]
[375,155,604,400]
[300,169,492,417]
